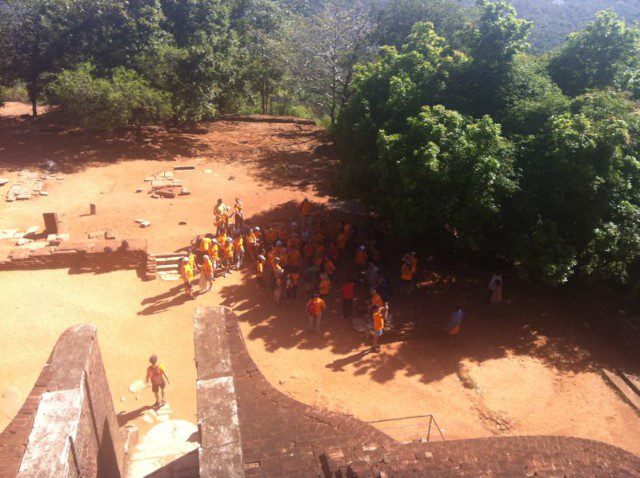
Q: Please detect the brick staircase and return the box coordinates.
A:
[602,369,640,415]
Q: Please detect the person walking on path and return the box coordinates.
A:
[341,277,355,319]
[448,307,464,346]
[145,355,170,407]
[371,304,386,352]
[306,292,326,333]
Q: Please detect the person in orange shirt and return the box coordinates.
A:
[355,245,368,270]
[146,355,170,407]
[306,292,326,333]
[303,242,315,265]
[256,255,266,292]
[274,241,287,264]
[288,234,301,251]
[246,228,258,261]
[233,235,245,269]
[299,198,311,226]
[401,261,413,294]
[180,257,194,298]
[266,226,277,246]
[318,273,331,299]
[323,257,336,277]
[221,238,234,276]
[336,231,347,252]
[371,304,386,352]
[201,254,214,292]
[287,247,302,268]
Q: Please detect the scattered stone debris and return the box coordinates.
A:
[144,170,189,199]
[135,188,143,193]
[105,230,116,240]
[180,188,190,196]
[204,168,212,174]
[228,175,235,181]
[174,165,196,171]
[39,191,49,196]
[15,238,33,246]
[139,220,151,228]
[6,170,48,202]
[88,230,106,239]
[179,221,187,225]
[291,179,310,187]
[0,178,9,187]
[0,229,18,240]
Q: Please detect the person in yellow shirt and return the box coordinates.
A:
[180,257,194,298]
[146,355,170,407]
[208,239,219,279]
[233,235,245,269]
[201,254,214,292]
[371,305,386,352]
[306,292,326,333]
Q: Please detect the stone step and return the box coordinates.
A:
[620,372,640,397]
[156,256,184,263]
[602,369,640,414]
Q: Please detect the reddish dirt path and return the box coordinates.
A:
[1,104,639,457]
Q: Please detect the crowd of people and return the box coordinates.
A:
[177,197,504,354]
[150,198,505,407]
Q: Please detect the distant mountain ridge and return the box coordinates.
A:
[457,0,640,52]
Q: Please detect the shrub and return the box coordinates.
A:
[48,63,171,134]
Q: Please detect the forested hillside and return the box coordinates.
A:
[458,0,640,51]
[2,0,640,291]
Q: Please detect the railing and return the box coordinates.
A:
[366,414,445,442]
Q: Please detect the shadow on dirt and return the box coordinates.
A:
[216,203,640,386]
[0,113,206,173]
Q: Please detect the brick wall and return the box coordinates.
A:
[195,306,640,477]
[0,324,124,478]
[0,239,147,272]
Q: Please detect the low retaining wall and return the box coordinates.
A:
[0,239,147,272]
[0,324,124,477]
[194,306,640,477]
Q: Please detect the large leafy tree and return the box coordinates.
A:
[510,94,640,284]
[548,10,640,97]
[452,0,533,117]
[371,0,471,50]
[375,105,516,248]
[0,0,69,115]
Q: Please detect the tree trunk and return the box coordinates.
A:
[261,77,269,115]
[28,85,38,117]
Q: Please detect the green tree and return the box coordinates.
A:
[510,104,640,284]
[548,10,640,97]
[372,0,470,49]
[452,0,533,117]
[373,105,516,249]
[48,62,171,135]
[0,0,69,115]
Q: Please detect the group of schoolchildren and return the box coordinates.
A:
[177,197,502,352]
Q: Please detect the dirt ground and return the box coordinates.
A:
[1,103,639,458]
